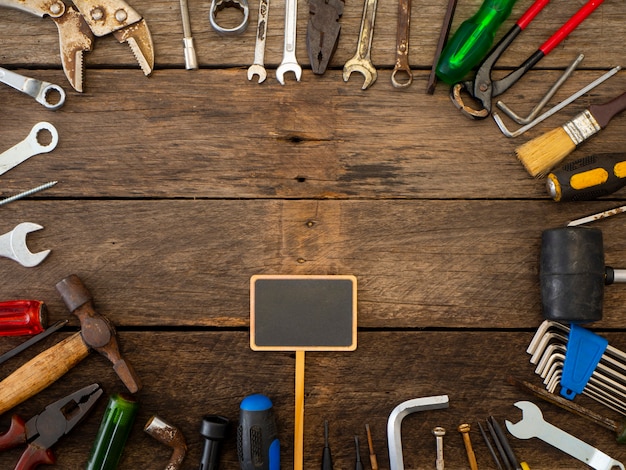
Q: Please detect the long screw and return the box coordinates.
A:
[458,423,478,470]
[432,426,446,470]
[0,181,57,207]
[365,424,378,470]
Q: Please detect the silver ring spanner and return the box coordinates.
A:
[276,0,302,84]
[0,223,50,267]
[0,67,65,110]
[210,0,250,35]
[0,122,59,176]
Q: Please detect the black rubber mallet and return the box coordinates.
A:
[540,226,626,323]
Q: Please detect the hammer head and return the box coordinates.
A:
[56,274,142,393]
[540,227,605,323]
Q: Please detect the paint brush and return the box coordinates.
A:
[516,90,626,177]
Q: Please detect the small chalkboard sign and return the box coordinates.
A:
[250,274,357,470]
[251,275,357,351]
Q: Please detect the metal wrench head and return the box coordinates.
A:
[276,62,302,85]
[343,59,377,90]
[247,64,267,83]
[505,401,544,440]
[6,223,50,267]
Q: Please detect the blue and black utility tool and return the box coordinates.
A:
[237,394,280,470]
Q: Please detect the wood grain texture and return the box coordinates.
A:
[0,0,624,468]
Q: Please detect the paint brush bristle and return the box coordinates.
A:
[516,126,577,178]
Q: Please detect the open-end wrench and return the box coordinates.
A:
[0,122,59,176]
[276,0,301,84]
[247,0,270,83]
[0,223,50,267]
[390,0,412,88]
[342,0,377,90]
[0,67,65,110]
[506,401,625,470]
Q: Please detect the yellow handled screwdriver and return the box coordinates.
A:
[547,153,626,202]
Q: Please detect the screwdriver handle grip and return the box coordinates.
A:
[0,300,47,336]
[539,0,604,55]
[435,0,519,84]
[237,394,280,470]
[547,153,626,202]
[0,414,27,450]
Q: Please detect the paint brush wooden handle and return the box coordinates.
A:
[589,91,626,128]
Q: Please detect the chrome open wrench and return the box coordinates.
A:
[247,0,270,83]
[506,401,625,470]
[0,223,50,267]
[0,67,65,110]
[0,122,59,177]
[275,0,301,84]
[343,0,377,89]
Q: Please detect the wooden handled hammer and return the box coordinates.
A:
[0,274,141,415]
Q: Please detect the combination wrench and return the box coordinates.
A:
[275,0,302,84]
[506,401,624,470]
[0,122,59,177]
[391,0,412,88]
[247,0,270,83]
[0,67,65,110]
[343,0,377,90]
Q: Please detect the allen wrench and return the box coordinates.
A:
[497,54,584,125]
[493,65,621,138]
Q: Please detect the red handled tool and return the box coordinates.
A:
[0,300,47,336]
[452,0,605,119]
[0,383,102,470]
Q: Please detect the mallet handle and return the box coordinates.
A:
[0,332,89,415]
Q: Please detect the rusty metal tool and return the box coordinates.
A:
[506,401,624,470]
[387,395,449,470]
[179,0,198,69]
[0,383,102,469]
[247,0,270,82]
[0,222,50,267]
[451,0,605,119]
[343,0,378,89]
[210,0,250,35]
[0,0,154,92]
[0,274,141,415]
[509,376,626,443]
[426,0,458,94]
[306,0,344,74]
[390,0,412,88]
[0,67,65,110]
[0,122,59,177]
[144,415,188,470]
[276,0,302,84]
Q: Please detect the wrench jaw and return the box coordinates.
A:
[342,62,377,90]
[275,63,302,85]
[505,401,544,440]
[247,64,267,83]
[1,223,51,268]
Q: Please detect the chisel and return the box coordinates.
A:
[547,153,626,201]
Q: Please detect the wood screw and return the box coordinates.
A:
[432,426,445,470]
[458,423,478,470]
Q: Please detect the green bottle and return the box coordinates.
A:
[86,393,139,470]
[436,0,518,84]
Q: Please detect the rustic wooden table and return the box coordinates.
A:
[0,0,625,468]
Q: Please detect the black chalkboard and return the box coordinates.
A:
[250,275,357,351]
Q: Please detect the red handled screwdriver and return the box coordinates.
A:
[0,300,47,336]
[547,153,626,202]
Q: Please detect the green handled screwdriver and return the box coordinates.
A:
[547,153,626,202]
[436,0,518,84]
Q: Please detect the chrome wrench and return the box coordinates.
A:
[0,122,59,176]
[247,0,270,83]
[506,401,625,470]
[343,0,377,89]
[0,67,65,110]
[0,222,50,267]
[275,0,301,84]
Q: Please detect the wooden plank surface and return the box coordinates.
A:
[0,0,625,468]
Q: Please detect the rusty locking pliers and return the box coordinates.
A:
[451,0,604,120]
[0,0,154,92]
